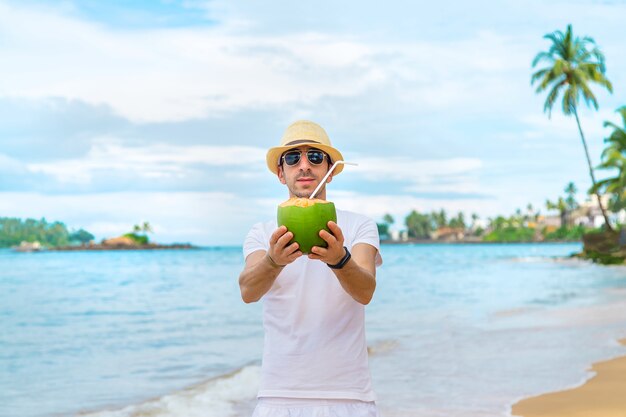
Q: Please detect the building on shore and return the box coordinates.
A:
[13,241,42,252]
[571,194,612,228]
[389,229,409,242]
[430,227,465,241]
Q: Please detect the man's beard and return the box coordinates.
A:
[294,189,319,198]
[293,185,322,198]
[292,170,320,198]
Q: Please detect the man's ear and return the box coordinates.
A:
[325,168,333,184]
[277,165,287,185]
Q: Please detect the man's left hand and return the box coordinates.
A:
[308,221,346,264]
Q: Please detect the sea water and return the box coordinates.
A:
[1,243,625,417]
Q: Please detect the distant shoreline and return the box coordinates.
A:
[46,243,198,251]
[381,239,582,245]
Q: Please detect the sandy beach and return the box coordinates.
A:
[511,339,626,417]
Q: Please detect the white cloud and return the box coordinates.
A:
[25,139,266,184]
[354,156,482,181]
[0,2,385,123]
[20,137,486,196]
[518,108,624,163]
[520,109,618,142]
[2,1,621,131]
[0,153,28,174]
[342,156,484,195]
[0,3,552,124]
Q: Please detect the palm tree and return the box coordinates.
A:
[142,221,153,234]
[531,24,614,230]
[382,213,394,226]
[564,182,579,211]
[546,198,568,228]
[593,107,626,213]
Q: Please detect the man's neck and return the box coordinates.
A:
[289,192,327,200]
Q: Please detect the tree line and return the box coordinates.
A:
[377,181,600,242]
[377,210,475,239]
[0,217,94,248]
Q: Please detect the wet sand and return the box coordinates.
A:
[511,339,626,417]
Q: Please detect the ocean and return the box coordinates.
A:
[1,243,626,417]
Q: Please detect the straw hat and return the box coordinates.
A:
[266,120,345,175]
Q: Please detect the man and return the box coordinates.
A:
[239,120,383,417]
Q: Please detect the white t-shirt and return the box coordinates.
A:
[243,209,383,401]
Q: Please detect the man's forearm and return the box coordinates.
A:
[331,258,376,305]
[239,253,283,303]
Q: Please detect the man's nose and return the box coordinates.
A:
[297,153,312,169]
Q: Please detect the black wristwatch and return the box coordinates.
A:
[327,246,351,269]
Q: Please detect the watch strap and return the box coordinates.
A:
[327,246,351,269]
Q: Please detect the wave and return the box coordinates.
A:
[508,256,565,263]
[78,337,401,417]
[77,365,260,417]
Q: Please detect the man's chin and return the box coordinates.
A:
[293,190,312,198]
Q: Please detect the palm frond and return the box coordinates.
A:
[574,72,599,110]
[593,177,617,190]
[543,81,565,117]
[536,69,566,92]
[589,46,606,70]
[618,106,626,126]
[531,51,554,67]
[561,86,577,115]
[599,148,624,165]
[530,68,550,85]
[579,63,613,91]
[595,75,614,93]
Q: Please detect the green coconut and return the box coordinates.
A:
[277,197,337,254]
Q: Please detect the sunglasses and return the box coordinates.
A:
[281,149,330,166]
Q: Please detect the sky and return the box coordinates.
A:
[0,0,625,245]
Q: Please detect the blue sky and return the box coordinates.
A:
[0,0,624,245]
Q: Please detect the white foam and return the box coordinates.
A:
[508,256,560,263]
[79,365,260,417]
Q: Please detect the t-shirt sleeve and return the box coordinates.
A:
[352,216,383,267]
[243,222,269,260]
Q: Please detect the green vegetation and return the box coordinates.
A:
[378,182,601,243]
[397,209,467,239]
[405,210,434,238]
[531,23,614,230]
[575,107,626,264]
[377,214,393,239]
[529,24,626,262]
[123,222,153,245]
[543,224,589,240]
[483,227,535,242]
[574,229,626,265]
[592,107,626,212]
[0,217,94,248]
[579,250,626,265]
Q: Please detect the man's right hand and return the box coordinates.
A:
[267,226,302,266]
[239,226,302,303]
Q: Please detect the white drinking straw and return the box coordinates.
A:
[309,161,358,200]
